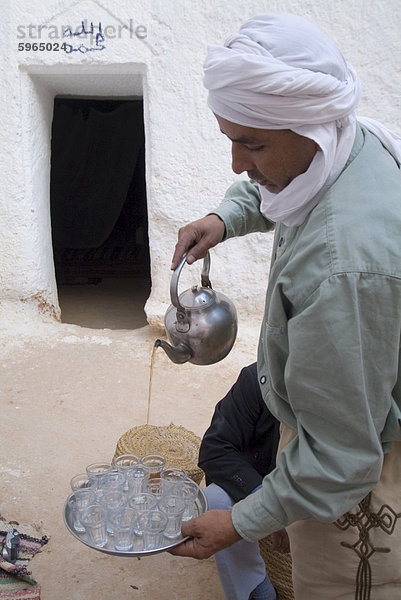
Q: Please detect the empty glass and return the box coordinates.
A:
[138,510,168,551]
[67,489,95,533]
[97,471,126,494]
[86,462,112,489]
[97,490,128,535]
[70,473,94,495]
[126,465,150,496]
[180,479,199,521]
[128,493,158,535]
[144,477,164,497]
[113,454,140,491]
[113,454,140,469]
[158,495,186,539]
[140,455,166,479]
[67,490,96,533]
[160,467,187,494]
[67,494,83,532]
[110,507,137,551]
[79,504,108,547]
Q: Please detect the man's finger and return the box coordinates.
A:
[168,537,198,558]
[171,215,225,269]
[168,536,213,560]
[171,237,195,270]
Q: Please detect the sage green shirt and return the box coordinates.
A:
[213,125,401,541]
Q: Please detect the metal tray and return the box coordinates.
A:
[63,488,207,557]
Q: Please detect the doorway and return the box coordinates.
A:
[50,96,150,329]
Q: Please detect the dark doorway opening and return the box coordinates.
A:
[50,97,150,329]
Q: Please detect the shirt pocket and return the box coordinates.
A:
[263,321,289,401]
[265,323,286,336]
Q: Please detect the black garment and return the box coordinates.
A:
[199,363,280,503]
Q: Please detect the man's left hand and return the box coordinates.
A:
[168,509,241,559]
[271,528,290,553]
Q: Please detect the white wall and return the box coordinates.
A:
[1,0,400,333]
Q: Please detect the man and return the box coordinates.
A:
[169,13,401,599]
[199,363,282,600]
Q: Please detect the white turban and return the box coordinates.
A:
[204,13,401,226]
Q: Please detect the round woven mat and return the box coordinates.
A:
[113,423,204,485]
[259,535,294,600]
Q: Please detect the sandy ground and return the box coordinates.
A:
[0,280,260,600]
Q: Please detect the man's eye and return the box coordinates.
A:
[246,145,265,152]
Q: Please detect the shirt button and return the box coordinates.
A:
[260,375,267,384]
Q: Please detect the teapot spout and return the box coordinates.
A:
[154,339,192,364]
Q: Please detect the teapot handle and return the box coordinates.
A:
[170,251,212,311]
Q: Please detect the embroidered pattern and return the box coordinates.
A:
[334,492,401,600]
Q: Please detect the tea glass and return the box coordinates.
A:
[113,454,140,470]
[113,454,140,491]
[86,462,112,489]
[140,455,166,479]
[160,467,187,495]
[97,490,128,535]
[70,473,94,495]
[138,510,168,551]
[79,504,108,547]
[158,495,186,539]
[97,471,126,494]
[126,465,150,497]
[67,490,96,533]
[128,493,158,535]
[180,479,199,521]
[144,477,164,497]
[110,507,137,551]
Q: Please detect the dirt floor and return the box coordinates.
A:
[0,279,259,600]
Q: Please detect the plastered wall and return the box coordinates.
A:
[1,0,400,333]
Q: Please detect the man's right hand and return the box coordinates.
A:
[171,214,226,270]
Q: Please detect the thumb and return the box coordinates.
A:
[181,519,197,538]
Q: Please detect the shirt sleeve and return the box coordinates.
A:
[232,272,401,541]
[210,179,275,239]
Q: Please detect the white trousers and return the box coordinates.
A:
[204,484,275,600]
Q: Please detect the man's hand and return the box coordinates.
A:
[171,214,225,270]
[270,528,290,553]
[168,509,241,559]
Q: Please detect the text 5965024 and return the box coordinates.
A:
[18,42,68,51]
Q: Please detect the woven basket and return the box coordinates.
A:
[113,423,204,485]
[259,536,294,600]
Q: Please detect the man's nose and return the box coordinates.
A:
[231,143,253,175]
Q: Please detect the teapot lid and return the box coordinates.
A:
[178,285,215,309]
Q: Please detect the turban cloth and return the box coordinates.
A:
[204,14,401,226]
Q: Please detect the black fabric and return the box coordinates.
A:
[50,98,144,249]
[199,363,280,503]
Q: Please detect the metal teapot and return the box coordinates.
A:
[155,251,237,365]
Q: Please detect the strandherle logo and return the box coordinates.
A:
[16,19,147,41]
[16,2,147,54]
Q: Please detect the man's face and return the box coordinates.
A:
[215,115,319,194]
